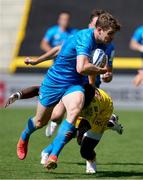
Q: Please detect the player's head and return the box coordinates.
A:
[89,9,107,28]
[57,11,71,29]
[94,12,121,44]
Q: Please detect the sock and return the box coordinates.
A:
[21,118,37,141]
[48,119,76,158]
[43,144,53,155]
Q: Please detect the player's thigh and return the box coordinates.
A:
[34,101,54,126]
[50,100,66,123]
[62,91,85,123]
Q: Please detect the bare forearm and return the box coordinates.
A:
[20,86,40,99]
[36,46,60,63]
[5,86,40,108]
[130,40,143,53]
[40,40,52,52]
[76,55,107,76]
[25,46,61,65]
[81,63,107,75]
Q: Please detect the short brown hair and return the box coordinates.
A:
[96,13,121,32]
[89,9,107,23]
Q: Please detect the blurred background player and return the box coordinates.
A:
[130,25,143,86]
[130,25,143,62]
[40,11,77,52]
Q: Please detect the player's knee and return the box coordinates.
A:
[51,113,63,124]
[35,119,47,128]
[69,106,82,118]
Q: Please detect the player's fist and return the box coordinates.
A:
[24,57,38,65]
[102,72,112,83]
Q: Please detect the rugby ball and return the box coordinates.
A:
[92,48,107,67]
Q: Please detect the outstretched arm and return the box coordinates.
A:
[5,86,40,108]
[25,46,61,65]
[40,39,52,52]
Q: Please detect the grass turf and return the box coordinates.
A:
[0,108,143,179]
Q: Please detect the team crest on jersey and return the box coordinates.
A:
[54,34,61,40]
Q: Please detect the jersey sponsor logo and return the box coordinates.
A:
[54,34,61,40]
[94,120,103,127]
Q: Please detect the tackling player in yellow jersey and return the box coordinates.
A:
[79,88,113,173]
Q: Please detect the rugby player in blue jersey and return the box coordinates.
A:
[14,12,120,164]
[44,10,115,136]
[130,26,143,86]
[41,11,77,52]
[130,25,143,58]
[13,10,117,138]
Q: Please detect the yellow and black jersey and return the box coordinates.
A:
[80,88,113,133]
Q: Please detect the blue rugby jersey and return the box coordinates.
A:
[44,25,77,47]
[43,28,114,87]
[131,26,143,58]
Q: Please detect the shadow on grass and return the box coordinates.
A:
[61,161,143,166]
[96,171,143,178]
[43,171,143,179]
[51,161,143,178]
[98,162,143,166]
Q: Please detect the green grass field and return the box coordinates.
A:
[0,108,143,179]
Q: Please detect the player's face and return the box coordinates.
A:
[88,16,98,28]
[96,27,115,44]
[58,13,70,29]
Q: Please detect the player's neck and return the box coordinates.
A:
[60,26,68,32]
[94,30,101,44]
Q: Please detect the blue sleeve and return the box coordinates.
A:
[76,32,92,57]
[71,28,78,34]
[105,44,115,67]
[43,27,55,42]
[132,27,143,42]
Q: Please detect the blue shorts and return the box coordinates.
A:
[39,79,85,107]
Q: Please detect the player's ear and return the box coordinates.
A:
[96,27,102,35]
[88,23,91,28]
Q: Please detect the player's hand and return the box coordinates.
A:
[133,71,143,86]
[5,93,19,108]
[102,72,112,82]
[24,57,38,65]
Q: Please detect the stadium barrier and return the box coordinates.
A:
[1,74,143,109]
